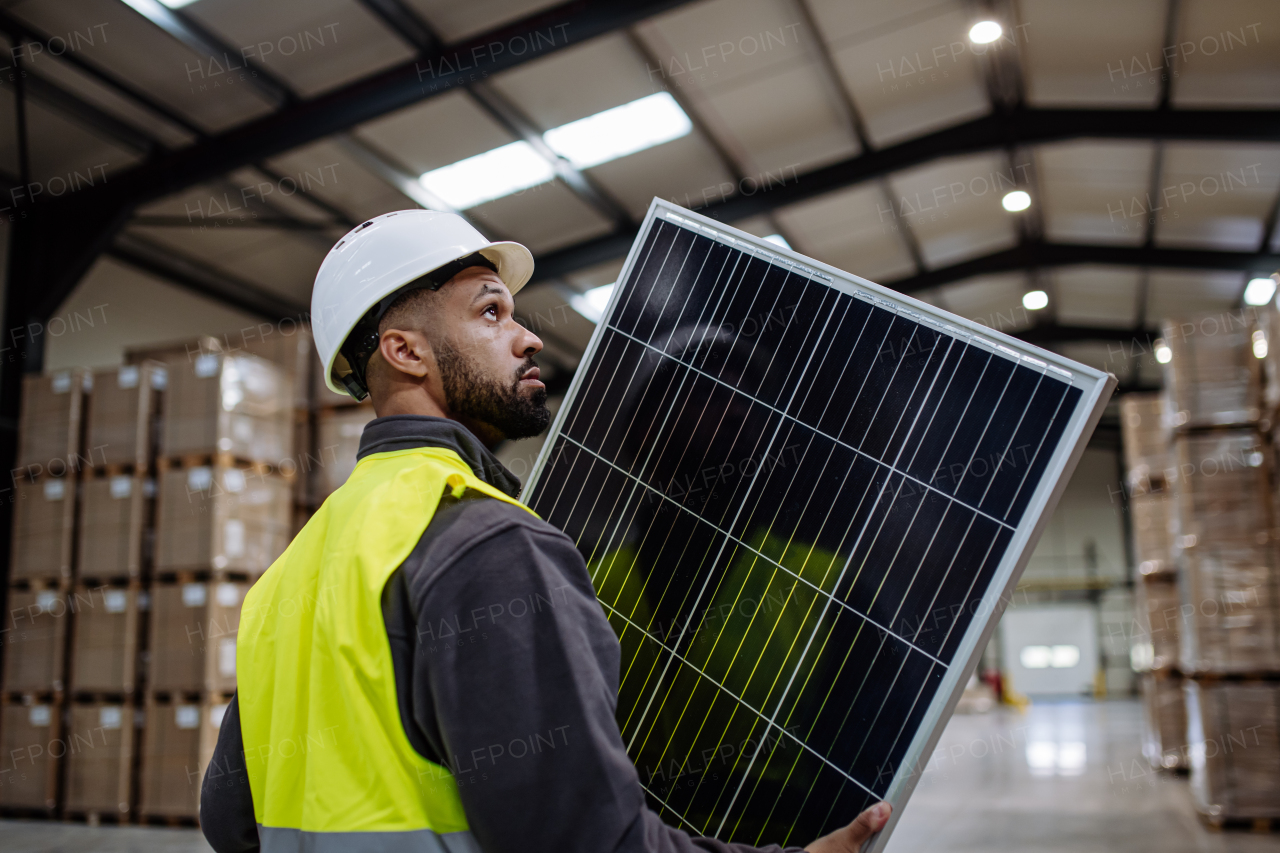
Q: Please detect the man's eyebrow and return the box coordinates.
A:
[471,283,504,304]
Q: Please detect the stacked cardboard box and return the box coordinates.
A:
[135,347,290,820]
[1185,680,1280,823]
[1170,431,1280,674]
[0,700,62,814]
[1163,313,1263,429]
[1,372,91,812]
[1161,312,1280,819]
[311,403,376,505]
[1120,394,1186,769]
[63,702,135,820]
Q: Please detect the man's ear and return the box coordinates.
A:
[378,328,431,379]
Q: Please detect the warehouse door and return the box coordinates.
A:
[1000,605,1098,696]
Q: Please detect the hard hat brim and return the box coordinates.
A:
[478,241,535,296]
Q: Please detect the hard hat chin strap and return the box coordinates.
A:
[336,252,499,401]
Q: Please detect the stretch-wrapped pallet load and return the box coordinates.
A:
[63,702,136,820]
[15,369,90,475]
[154,465,291,575]
[77,475,149,582]
[1142,673,1189,771]
[311,403,376,504]
[0,701,62,812]
[161,350,292,466]
[1162,313,1263,430]
[138,696,225,820]
[1130,493,1176,577]
[1120,393,1170,494]
[1185,679,1280,823]
[1135,573,1182,672]
[10,476,76,584]
[2,588,69,695]
[147,580,247,694]
[86,363,164,471]
[68,584,143,696]
[1170,431,1280,674]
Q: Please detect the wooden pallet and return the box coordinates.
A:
[138,814,200,828]
[151,568,255,585]
[1200,814,1280,832]
[158,453,292,480]
[63,809,132,825]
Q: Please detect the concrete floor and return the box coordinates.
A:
[2,699,1274,852]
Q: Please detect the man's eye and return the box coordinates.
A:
[483,305,498,318]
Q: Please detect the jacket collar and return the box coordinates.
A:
[357,415,522,498]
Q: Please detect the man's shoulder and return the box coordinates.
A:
[403,494,578,588]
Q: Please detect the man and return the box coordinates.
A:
[201,210,890,853]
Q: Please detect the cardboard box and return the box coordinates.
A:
[148,581,246,694]
[311,404,376,503]
[9,476,76,583]
[1135,574,1181,672]
[1186,679,1280,819]
[69,585,142,695]
[138,697,224,818]
[154,466,291,574]
[86,363,164,471]
[1141,672,1187,770]
[2,588,68,694]
[16,369,89,474]
[1171,431,1273,548]
[1119,393,1169,489]
[1162,313,1263,429]
[1130,492,1174,576]
[1178,543,1280,674]
[63,702,134,816]
[76,475,149,581]
[0,701,61,810]
[161,351,291,465]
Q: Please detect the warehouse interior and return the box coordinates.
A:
[0,0,1278,849]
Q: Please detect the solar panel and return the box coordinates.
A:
[522,199,1114,850]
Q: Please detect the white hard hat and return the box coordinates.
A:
[311,210,534,400]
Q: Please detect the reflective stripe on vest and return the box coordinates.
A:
[238,447,534,840]
[258,825,482,853]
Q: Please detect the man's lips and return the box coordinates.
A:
[519,366,544,388]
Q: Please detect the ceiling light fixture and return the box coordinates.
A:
[1154,339,1172,364]
[421,93,693,209]
[543,92,691,170]
[570,283,616,323]
[1022,290,1048,310]
[1243,276,1277,306]
[1002,190,1031,212]
[419,142,555,210]
[969,21,1003,44]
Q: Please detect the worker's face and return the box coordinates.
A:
[431,265,550,441]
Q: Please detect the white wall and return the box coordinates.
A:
[43,256,261,371]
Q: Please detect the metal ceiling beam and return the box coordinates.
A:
[108,233,308,321]
[532,107,1280,281]
[56,0,691,215]
[1012,323,1158,347]
[354,0,632,228]
[887,240,1280,293]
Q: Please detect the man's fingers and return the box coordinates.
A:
[847,802,892,845]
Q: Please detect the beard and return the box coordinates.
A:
[436,341,550,440]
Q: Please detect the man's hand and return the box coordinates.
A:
[804,802,891,853]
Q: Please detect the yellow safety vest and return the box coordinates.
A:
[237,446,532,853]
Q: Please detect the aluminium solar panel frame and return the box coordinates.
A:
[522,198,1116,851]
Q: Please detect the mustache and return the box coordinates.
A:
[513,357,539,383]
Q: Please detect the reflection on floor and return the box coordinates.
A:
[886,699,1276,853]
[1,700,1273,851]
